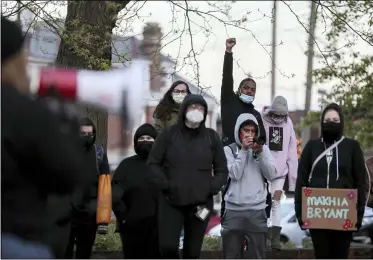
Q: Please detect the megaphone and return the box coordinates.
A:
[30,61,150,131]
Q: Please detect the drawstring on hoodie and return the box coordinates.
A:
[323,139,340,188]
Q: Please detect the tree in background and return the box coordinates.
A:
[55,1,129,149]
[2,0,279,148]
[290,0,373,149]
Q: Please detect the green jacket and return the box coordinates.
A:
[153,109,179,133]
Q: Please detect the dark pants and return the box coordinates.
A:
[64,217,97,259]
[221,209,267,259]
[310,229,352,259]
[119,217,160,259]
[158,194,213,259]
[44,222,71,259]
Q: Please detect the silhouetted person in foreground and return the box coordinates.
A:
[2,17,89,259]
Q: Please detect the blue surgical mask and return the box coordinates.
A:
[239,94,254,104]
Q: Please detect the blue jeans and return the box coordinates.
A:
[1,233,54,259]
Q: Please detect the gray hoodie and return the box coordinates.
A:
[224,113,277,211]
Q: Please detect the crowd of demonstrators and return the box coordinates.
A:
[221,114,277,259]
[295,103,368,259]
[1,17,91,258]
[64,118,110,259]
[3,14,370,260]
[147,94,228,259]
[153,80,191,133]
[261,96,298,250]
[112,123,160,258]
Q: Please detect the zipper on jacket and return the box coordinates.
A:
[326,150,332,189]
[326,162,330,188]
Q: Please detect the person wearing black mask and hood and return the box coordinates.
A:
[147,94,228,259]
[295,103,369,259]
[112,123,160,258]
[64,117,110,259]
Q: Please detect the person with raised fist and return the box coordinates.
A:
[220,38,266,147]
[220,38,271,231]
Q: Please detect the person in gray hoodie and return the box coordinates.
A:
[221,113,277,259]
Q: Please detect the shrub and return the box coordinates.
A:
[93,222,121,251]
[202,236,221,251]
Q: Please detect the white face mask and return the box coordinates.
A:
[172,93,187,104]
[186,109,204,124]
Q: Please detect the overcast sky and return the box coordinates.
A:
[120,1,329,111]
[15,1,369,111]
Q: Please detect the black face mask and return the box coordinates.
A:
[322,122,341,142]
[81,135,95,147]
[136,141,154,159]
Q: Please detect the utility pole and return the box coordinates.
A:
[304,0,317,116]
[271,0,278,102]
[16,1,22,27]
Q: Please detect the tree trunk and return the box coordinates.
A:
[55,1,129,150]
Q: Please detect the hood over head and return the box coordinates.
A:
[177,94,208,128]
[80,117,97,143]
[320,103,344,141]
[133,123,157,157]
[234,113,260,146]
[134,123,157,147]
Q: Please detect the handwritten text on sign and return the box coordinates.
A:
[301,187,357,231]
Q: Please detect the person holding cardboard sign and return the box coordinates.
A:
[295,103,368,259]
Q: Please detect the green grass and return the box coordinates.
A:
[93,223,314,251]
[93,222,121,251]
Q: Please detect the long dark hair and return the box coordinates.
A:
[153,80,191,121]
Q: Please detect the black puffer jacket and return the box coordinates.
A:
[147,94,229,206]
[295,103,368,227]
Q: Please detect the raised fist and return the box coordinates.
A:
[226,38,236,50]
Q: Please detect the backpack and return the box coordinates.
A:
[365,157,373,208]
[220,143,272,218]
[94,144,104,174]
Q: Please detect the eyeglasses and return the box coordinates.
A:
[173,90,188,95]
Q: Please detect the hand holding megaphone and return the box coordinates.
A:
[30,63,150,131]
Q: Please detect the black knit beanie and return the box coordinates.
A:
[1,17,25,63]
[134,123,157,146]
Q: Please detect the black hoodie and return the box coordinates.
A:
[72,118,110,220]
[147,94,229,206]
[294,103,368,227]
[112,123,158,223]
[220,52,266,146]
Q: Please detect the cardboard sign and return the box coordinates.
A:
[301,187,357,231]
